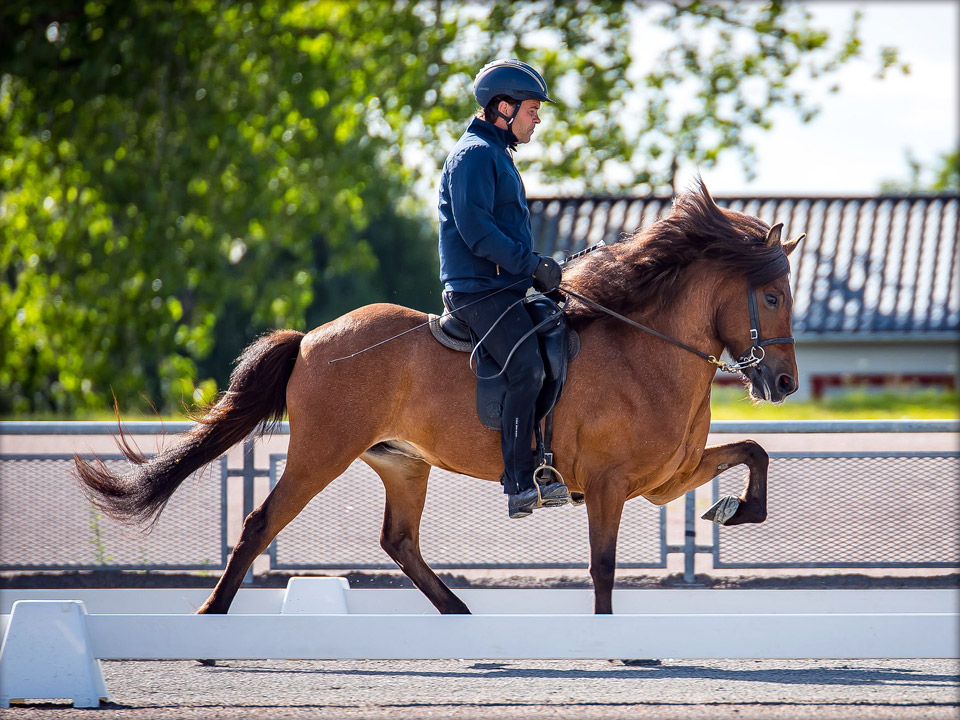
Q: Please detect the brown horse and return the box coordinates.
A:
[76,181,802,616]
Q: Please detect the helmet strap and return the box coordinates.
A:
[495,100,522,127]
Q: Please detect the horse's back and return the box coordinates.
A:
[289,301,465,410]
[295,302,425,361]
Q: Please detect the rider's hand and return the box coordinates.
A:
[532,255,562,293]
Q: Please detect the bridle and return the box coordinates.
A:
[738,283,796,371]
[561,282,794,376]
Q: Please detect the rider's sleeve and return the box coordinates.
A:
[447,146,540,277]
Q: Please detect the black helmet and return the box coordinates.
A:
[473,59,555,107]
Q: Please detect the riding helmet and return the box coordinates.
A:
[473,59,555,107]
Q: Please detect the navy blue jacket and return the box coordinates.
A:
[438,119,540,293]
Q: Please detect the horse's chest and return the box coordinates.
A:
[620,423,708,489]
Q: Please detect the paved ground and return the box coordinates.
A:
[3,658,958,719]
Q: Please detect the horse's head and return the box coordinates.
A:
[717,223,804,404]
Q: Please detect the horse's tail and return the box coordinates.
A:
[75,329,305,527]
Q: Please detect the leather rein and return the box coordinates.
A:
[560,282,795,376]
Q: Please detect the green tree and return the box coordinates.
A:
[1,1,902,415]
[879,146,960,193]
[2,1,446,414]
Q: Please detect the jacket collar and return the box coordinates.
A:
[469,118,518,151]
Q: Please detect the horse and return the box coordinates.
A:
[76,181,803,616]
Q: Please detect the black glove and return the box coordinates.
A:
[532,255,562,293]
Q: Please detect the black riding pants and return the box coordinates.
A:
[448,288,545,495]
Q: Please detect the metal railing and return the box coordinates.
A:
[2,420,957,578]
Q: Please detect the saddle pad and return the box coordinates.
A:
[428,314,472,352]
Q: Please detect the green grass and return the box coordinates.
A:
[710,385,959,421]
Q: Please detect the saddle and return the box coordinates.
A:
[428,292,580,431]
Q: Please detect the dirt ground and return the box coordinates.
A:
[2,568,957,590]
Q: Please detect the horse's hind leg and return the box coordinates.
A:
[363,449,470,615]
[197,458,342,616]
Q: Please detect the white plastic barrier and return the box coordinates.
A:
[1,578,957,708]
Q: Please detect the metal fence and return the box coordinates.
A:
[1,420,957,577]
[0,453,227,571]
[266,454,665,571]
[712,451,960,569]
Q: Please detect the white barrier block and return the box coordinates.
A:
[84,611,958,660]
[280,577,349,614]
[0,601,108,708]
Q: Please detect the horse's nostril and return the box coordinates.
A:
[777,374,797,395]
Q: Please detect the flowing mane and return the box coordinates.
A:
[563,180,790,330]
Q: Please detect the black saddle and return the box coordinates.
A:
[435,291,579,430]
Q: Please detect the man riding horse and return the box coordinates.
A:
[438,59,569,518]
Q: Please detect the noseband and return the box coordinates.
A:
[561,284,794,376]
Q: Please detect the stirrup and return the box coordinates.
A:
[533,463,569,507]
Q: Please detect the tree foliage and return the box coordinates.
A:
[879,146,960,193]
[1,1,901,415]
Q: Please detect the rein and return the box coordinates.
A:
[326,279,531,364]
[328,242,611,367]
[327,239,796,379]
[561,283,794,376]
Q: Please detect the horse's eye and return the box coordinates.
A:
[764,293,779,308]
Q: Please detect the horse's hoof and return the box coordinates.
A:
[701,496,740,525]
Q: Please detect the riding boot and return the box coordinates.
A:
[507,483,540,518]
[506,464,570,518]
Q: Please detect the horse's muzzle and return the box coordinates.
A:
[745,364,798,404]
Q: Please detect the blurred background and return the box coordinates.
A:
[2,0,957,420]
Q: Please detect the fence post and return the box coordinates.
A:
[683,492,697,583]
[241,437,256,585]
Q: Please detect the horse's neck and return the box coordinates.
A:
[607,278,725,398]
[641,276,722,355]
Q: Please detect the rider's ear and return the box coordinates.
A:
[782,233,806,257]
[764,223,783,247]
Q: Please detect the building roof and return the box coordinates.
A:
[529,194,960,337]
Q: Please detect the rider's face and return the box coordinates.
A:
[503,99,541,143]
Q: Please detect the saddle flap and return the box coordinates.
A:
[431,294,577,431]
[475,296,574,431]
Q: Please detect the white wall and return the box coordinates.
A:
[792,336,959,400]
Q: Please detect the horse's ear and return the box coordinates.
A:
[765,223,783,247]
[782,233,805,257]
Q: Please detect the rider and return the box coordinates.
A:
[438,59,569,519]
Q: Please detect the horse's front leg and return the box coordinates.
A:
[585,479,626,614]
[667,440,769,526]
[642,440,770,525]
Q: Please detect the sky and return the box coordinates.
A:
[681,0,960,195]
[524,0,959,197]
[677,0,959,196]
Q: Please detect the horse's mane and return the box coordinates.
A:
[562,179,789,330]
